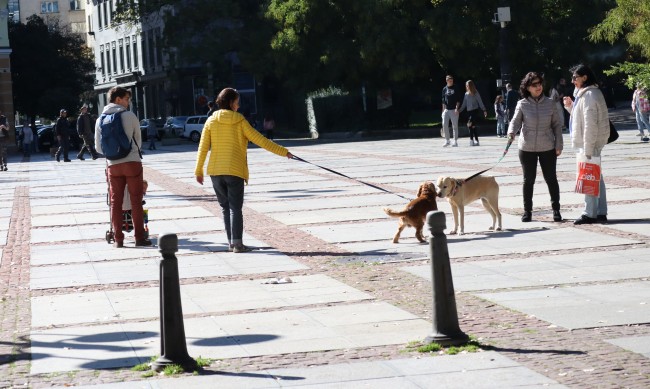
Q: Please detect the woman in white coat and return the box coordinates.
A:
[563,64,610,225]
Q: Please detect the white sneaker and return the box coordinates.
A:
[637,131,644,137]
[452,140,458,147]
[475,140,480,146]
[443,141,450,147]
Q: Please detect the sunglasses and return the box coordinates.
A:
[530,81,542,87]
[572,74,581,81]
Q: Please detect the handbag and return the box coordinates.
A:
[607,120,619,144]
[575,153,601,196]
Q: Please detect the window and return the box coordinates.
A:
[105,49,111,75]
[69,0,82,10]
[41,1,59,13]
[100,45,105,77]
[155,29,163,69]
[97,4,103,29]
[132,39,138,69]
[102,2,108,27]
[112,43,117,74]
[125,40,131,70]
[148,32,155,70]
[119,39,125,73]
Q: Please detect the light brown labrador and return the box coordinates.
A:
[436,176,502,235]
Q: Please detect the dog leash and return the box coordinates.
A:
[290,155,412,200]
[463,139,514,182]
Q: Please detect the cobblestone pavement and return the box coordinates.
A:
[1,107,650,388]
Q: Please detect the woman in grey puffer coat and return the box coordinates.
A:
[507,72,564,222]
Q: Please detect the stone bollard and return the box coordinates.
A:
[424,211,469,346]
[152,233,198,372]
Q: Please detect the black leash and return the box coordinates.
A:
[463,139,514,182]
[290,155,411,201]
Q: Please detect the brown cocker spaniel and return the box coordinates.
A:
[383,181,438,243]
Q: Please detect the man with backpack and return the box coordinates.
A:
[95,86,151,248]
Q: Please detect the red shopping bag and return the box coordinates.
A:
[575,154,601,196]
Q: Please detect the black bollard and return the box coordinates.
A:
[424,211,469,346]
[152,233,198,372]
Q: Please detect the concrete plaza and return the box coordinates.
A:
[0,107,649,388]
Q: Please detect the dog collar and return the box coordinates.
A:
[450,179,464,197]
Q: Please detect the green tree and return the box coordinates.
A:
[589,0,650,87]
[10,16,95,120]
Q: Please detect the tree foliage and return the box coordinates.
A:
[114,1,619,94]
[9,16,95,119]
[590,0,650,88]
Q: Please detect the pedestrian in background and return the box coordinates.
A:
[631,84,650,139]
[549,81,567,133]
[263,112,275,140]
[206,101,218,117]
[194,87,294,253]
[459,80,487,146]
[557,78,573,129]
[564,64,610,225]
[76,105,99,160]
[494,95,506,138]
[147,120,158,150]
[505,83,519,125]
[22,120,33,157]
[508,72,564,223]
[55,109,71,162]
[0,125,8,171]
[441,75,462,147]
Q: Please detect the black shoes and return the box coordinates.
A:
[135,238,152,247]
[63,159,71,162]
[574,215,597,225]
[553,210,562,222]
[597,215,608,223]
[77,156,85,161]
[521,211,532,222]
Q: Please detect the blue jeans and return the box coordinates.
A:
[496,116,506,136]
[635,109,650,132]
[211,175,245,245]
[582,149,607,218]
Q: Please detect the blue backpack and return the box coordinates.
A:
[99,111,139,160]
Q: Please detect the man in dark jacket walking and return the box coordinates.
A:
[76,105,98,160]
[55,109,71,162]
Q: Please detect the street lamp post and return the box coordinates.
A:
[493,7,512,92]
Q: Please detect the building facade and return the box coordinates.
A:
[19,0,87,43]
[88,0,167,120]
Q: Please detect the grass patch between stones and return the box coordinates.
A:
[404,336,483,355]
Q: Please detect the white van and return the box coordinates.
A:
[182,115,208,142]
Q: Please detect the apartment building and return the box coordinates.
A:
[88,0,167,119]
[19,0,87,43]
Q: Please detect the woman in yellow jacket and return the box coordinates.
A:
[195,88,293,253]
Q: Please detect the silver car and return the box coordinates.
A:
[182,115,208,142]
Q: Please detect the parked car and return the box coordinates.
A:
[37,125,81,152]
[163,116,188,137]
[182,115,208,142]
[140,118,165,141]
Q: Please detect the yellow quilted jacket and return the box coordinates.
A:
[194,110,288,183]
